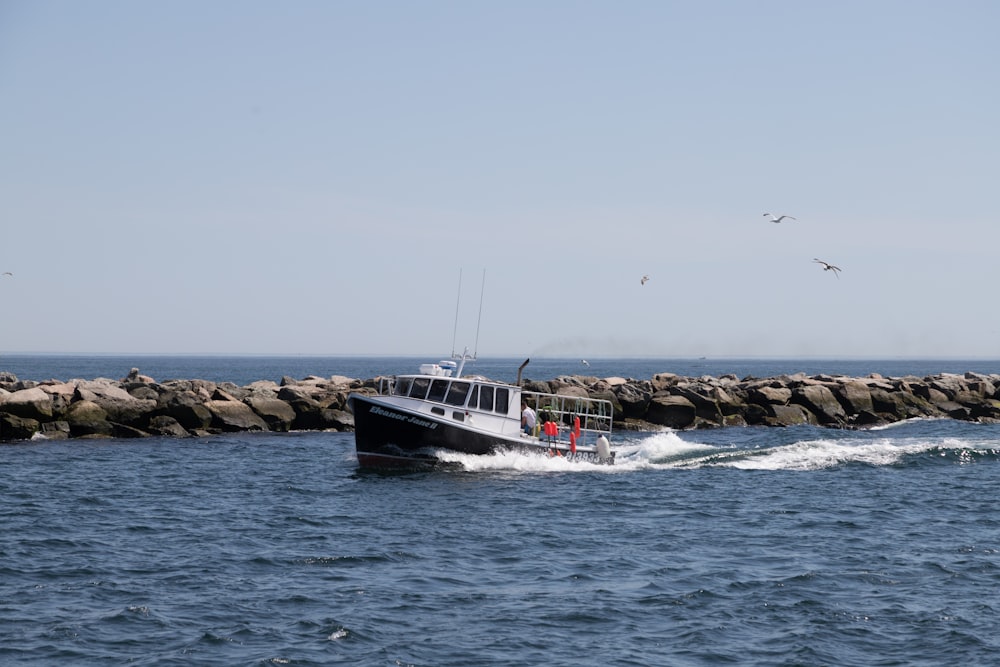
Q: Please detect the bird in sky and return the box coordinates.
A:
[641,275,649,285]
[763,213,796,223]
[813,259,841,278]
[1,272,11,277]
[581,359,590,367]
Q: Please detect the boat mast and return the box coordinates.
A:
[451,268,485,378]
[451,268,462,359]
[473,269,486,360]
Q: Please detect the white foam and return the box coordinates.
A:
[615,430,719,466]
[714,436,996,471]
[436,448,618,473]
[719,438,920,470]
[433,430,998,473]
[866,416,942,431]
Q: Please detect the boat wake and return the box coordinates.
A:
[616,430,1000,471]
[435,448,618,473]
[432,427,1000,473]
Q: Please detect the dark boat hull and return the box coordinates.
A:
[348,394,612,468]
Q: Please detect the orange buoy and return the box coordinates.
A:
[569,431,577,454]
[573,416,581,438]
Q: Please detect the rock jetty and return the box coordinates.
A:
[1,368,999,443]
[0,368,365,442]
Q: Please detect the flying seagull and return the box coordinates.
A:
[813,258,841,278]
[1,272,11,277]
[641,275,649,285]
[763,213,796,223]
[581,359,590,367]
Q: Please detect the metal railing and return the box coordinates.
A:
[522,391,613,447]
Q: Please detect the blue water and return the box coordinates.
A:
[3,357,1000,665]
[2,354,999,386]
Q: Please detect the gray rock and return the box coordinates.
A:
[39,421,71,439]
[0,387,54,420]
[833,381,874,415]
[0,413,40,440]
[768,403,818,427]
[146,416,190,438]
[206,400,269,432]
[646,395,697,429]
[157,390,213,429]
[748,386,792,406]
[614,383,651,419]
[246,396,296,432]
[791,384,846,424]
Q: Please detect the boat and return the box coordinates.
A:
[346,353,616,469]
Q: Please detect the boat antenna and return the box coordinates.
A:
[451,268,462,358]
[473,269,486,359]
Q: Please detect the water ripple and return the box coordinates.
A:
[3,430,1000,665]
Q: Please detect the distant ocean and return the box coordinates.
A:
[2,353,1000,385]
[2,355,1000,665]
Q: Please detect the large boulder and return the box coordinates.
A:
[206,400,269,432]
[245,396,296,432]
[0,413,40,440]
[767,403,818,427]
[748,385,792,406]
[39,421,71,439]
[710,386,744,417]
[911,383,950,405]
[146,415,191,438]
[965,398,1000,422]
[791,384,846,424]
[0,387,54,420]
[319,408,354,430]
[614,383,651,419]
[833,381,874,415]
[670,385,722,423]
[650,373,680,392]
[65,399,108,424]
[870,388,907,417]
[65,399,114,437]
[962,373,996,398]
[75,380,156,425]
[646,394,697,429]
[156,390,213,430]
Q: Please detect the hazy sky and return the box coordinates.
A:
[2,1,997,358]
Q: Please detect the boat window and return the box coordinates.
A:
[393,377,413,396]
[427,379,449,403]
[467,385,479,408]
[478,385,494,411]
[494,387,510,414]
[445,381,470,406]
[409,377,430,400]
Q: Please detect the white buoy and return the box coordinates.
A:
[596,435,611,461]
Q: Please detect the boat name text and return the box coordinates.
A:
[370,405,438,430]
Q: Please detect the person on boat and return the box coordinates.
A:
[521,401,536,435]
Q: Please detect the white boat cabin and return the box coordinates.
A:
[375,371,613,449]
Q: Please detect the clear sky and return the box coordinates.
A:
[1,1,997,358]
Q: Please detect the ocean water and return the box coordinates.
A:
[2,353,999,386]
[2,357,1000,666]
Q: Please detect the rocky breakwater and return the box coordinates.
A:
[0,368,367,442]
[3,367,1000,443]
[524,370,1000,430]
